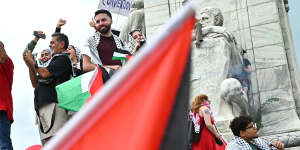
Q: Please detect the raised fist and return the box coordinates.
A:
[89,18,96,29]
[57,19,66,28]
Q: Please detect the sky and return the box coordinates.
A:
[0,0,299,149]
[290,0,300,67]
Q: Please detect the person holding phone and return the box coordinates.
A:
[128,29,146,54]
[23,33,73,145]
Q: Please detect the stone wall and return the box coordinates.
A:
[276,0,300,117]
[144,0,185,39]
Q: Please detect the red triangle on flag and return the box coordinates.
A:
[88,66,103,95]
[85,66,104,105]
[126,54,131,61]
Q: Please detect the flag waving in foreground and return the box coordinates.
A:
[44,3,196,150]
[56,66,104,111]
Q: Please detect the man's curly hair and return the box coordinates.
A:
[229,116,253,136]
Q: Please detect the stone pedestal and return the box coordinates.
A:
[144,0,300,147]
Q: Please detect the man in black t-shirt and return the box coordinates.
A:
[23,33,72,145]
[233,50,252,95]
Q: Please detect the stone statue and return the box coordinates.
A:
[219,78,249,119]
[119,0,146,43]
[190,7,243,120]
[144,1,300,147]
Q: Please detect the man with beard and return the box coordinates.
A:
[82,9,129,73]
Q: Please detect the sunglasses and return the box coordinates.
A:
[246,123,257,129]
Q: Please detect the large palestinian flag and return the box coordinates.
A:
[44,3,196,150]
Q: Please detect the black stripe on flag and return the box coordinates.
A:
[160,52,191,150]
[115,48,132,56]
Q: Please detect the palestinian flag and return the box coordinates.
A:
[56,66,104,112]
[44,3,195,150]
[35,59,45,67]
[112,48,132,61]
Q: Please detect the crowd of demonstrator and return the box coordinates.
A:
[0,9,146,149]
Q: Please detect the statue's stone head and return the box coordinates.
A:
[199,7,223,27]
[131,0,144,9]
[220,78,249,117]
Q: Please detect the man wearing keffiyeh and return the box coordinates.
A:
[226,116,284,150]
[82,9,130,73]
[128,29,146,54]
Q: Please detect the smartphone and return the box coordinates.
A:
[33,31,46,39]
[140,40,146,47]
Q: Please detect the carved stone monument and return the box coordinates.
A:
[143,0,300,148]
[190,7,247,120]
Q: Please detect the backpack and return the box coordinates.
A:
[187,114,204,149]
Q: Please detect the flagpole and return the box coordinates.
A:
[43,2,196,150]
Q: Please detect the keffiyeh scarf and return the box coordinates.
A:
[86,32,127,65]
[189,101,213,133]
[230,136,277,150]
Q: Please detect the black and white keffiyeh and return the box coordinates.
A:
[229,136,277,150]
[189,111,201,133]
[85,32,128,65]
[126,29,146,54]
[127,33,137,54]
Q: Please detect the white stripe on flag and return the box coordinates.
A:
[81,70,94,93]
[114,52,126,57]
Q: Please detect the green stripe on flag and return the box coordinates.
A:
[37,59,43,67]
[112,56,128,61]
[56,75,91,112]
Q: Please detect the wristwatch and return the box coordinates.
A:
[34,63,39,69]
